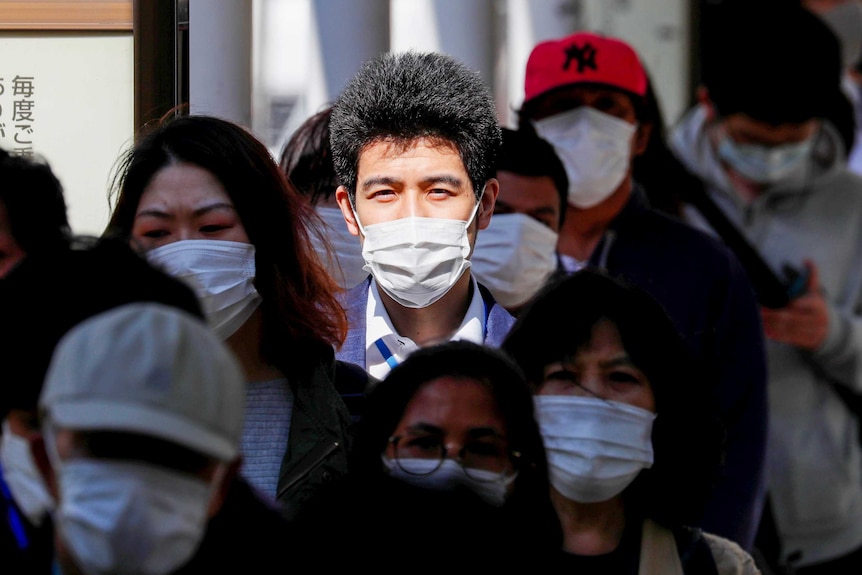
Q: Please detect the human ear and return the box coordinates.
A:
[336,186,361,237]
[477,179,499,231]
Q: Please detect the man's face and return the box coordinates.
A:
[528,85,639,125]
[718,113,820,148]
[494,170,562,232]
[336,137,498,247]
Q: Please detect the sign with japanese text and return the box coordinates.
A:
[0,31,133,235]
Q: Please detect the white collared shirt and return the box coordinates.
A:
[365,276,486,380]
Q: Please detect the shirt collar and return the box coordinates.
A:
[364,276,486,379]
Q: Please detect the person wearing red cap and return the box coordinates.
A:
[517,30,770,556]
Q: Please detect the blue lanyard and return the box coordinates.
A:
[374,298,489,370]
[0,465,29,551]
[374,337,400,370]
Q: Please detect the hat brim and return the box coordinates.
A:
[48,399,237,461]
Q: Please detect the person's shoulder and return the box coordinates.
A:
[477,281,516,342]
[700,531,762,575]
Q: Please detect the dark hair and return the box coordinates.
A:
[279,105,339,205]
[632,72,691,217]
[502,269,724,529]
[330,51,501,202]
[0,148,71,255]
[104,113,348,373]
[350,340,562,547]
[0,235,203,418]
[497,127,568,228]
[701,3,843,125]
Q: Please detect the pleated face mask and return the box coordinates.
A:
[471,213,558,309]
[534,395,656,503]
[354,192,483,309]
[146,239,262,339]
[533,107,636,209]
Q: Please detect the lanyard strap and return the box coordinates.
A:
[0,468,29,551]
[374,296,489,370]
[374,337,400,370]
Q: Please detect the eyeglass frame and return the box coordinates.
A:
[386,434,521,482]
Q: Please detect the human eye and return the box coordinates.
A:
[538,368,582,395]
[400,434,443,458]
[134,225,169,239]
[200,223,231,234]
[608,369,641,384]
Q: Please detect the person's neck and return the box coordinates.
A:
[552,488,627,555]
[225,308,284,382]
[724,166,766,205]
[557,182,631,262]
[378,272,473,347]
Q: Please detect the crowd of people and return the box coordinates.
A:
[2,1,862,573]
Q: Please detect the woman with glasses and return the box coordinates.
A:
[289,339,561,569]
[502,269,761,573]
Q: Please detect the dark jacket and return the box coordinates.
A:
[176,476,296,573]
[273,341,355,521]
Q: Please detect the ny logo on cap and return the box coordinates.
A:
[563,42,597,73]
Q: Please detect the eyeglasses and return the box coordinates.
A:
[388,433,519,482]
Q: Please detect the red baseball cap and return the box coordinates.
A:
[524,31,648,105]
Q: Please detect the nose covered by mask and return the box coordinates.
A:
[471,213,559,309]
[145,239,262,339]
[532,107,637,209]
[0,421,55,526]
[53,458,220,575]
[534,395,656,503]
[355,191,483,309]
[381,455,517,507]
[718,134,814,185]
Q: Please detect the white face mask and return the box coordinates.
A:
[355,193,483,309]
[532,107,637,209]
[381,455,516,507]
[0,421,54,526]
[534,395,656,503]
[313,206,369,289]
[145,239,262,339]
[55,459,216,575]
[718,134,814,185]
[471,213,559,309]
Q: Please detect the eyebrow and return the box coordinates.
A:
[599,356,639,370]
[403,423,506,441]
[135,202,237,220]
[360,174,466,190]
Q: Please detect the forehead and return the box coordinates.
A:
[577,318,626,355]
[397,376,505,430]
[528,85,636,120]
[138,163,232,208]
[721,113,819,144]
[496,171,561,211]
[357,138,466,175]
